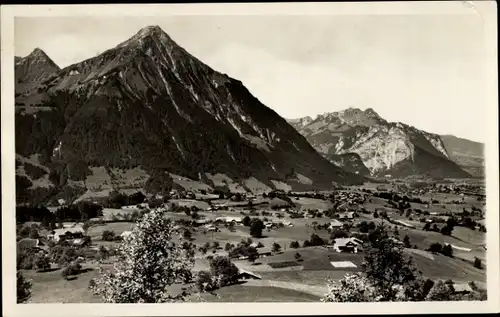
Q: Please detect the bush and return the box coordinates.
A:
[196,270,216,292]
[61,262,82,278]
[428,242,443,253]
[102,230,116,241]
[17,271,32,303]
[35,255,51,272]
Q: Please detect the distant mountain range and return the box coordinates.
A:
[288,108,483,178]
[14,25,363,204]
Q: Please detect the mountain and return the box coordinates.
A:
[440,135,484,177]
[289,107,471,179]
[15,48,61,95]
[14,26,363,204]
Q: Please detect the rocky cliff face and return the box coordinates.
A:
[14,26,363,203]
[289,107,470,178]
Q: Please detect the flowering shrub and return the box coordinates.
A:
[89,208,194,303]
[321,274,381,302]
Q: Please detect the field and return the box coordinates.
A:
[19,179,487,303]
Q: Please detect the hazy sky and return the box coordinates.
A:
[15,14,488,142]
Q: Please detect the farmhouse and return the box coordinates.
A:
[72,238,90,247]
[215,216,242,224]
[328,219,343,229]
[338,211,357,220]
[331,237,363,253]
[17,238,47,252]
[236,268,262,280]
[257,247,273,257]
[453,283,474,295]
[48,227,85,242]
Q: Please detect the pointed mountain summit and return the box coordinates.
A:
[15,25,363,204]
[15,48,60,95]
[289,107,471,178]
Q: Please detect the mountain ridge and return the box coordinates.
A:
[15,25,363,204]
[288,108,473,179]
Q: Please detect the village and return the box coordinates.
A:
[15,177,487,303]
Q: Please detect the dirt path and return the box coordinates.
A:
[243,279,328,297]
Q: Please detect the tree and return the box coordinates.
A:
[361,223,420,301]
[182,230,192,241]
[403,235,411,248]
[209,256,239,287]
[294,252,302,262]
[17,271,32,303]
[89,208,194,303]
[249,218,265,238]
[373,211,379,218]
[82,221,91,233]
[29,227,39,239]
[423,222,431,231]
[246,246,259,264]
[212,241,220,250]
[474,257,483,269]
[99,245,110,260]
[442,244,453,257]
[309,234,325,246]
[290,241,300,249]
[321,273,381,302]
[272,242,281,254]
[196,270,216,292]
[224,243,234,252]
[18,226,30,239]
[428,242,443,254]
[242,216,251,227]
[35,254,51,272]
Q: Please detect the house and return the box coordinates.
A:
[338,211,357,220]
[205,225,220,232]
[328,219,343,230]
[48,227,85,242]
[236,268,262,280]
[195,218,211,226]
[121,205,139,210]
[332,237,363,253]
[215,216,242,224]
[17,238,47,252]
[257,247,273,257]
[282,221,293,227]
[72,237,91,247]
[57,198,66,206]
[453,283,473,295]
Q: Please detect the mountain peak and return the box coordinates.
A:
[124,25,173,45]
[364,107,380,117]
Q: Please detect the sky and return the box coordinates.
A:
[15,13,488,142]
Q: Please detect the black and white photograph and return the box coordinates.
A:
[1,2,498,316]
